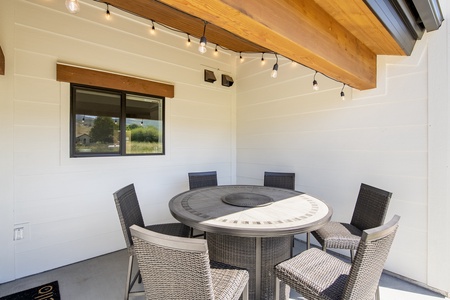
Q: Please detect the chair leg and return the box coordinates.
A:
[350,249,354,262]
[275,278,281,300]
[306,232,310,249]
[375,285,380,300]
[124,255,133,300]
[290,236,294,257]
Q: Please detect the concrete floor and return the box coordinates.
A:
[0,239,447,300]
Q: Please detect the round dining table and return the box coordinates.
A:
[169,185,332,300]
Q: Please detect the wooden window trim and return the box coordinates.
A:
[0,46,5,75]
[56,63,174,98]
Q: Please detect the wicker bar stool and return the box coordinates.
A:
[263,172,295,190]
[276,215,400,300]
[264,171,296,257]
[130,225,249,300]
[113,184,190,300]
[188,171,218,238]
[188,171,218,190]
[309,183,392,261]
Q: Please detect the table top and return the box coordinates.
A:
[169,185,332,237]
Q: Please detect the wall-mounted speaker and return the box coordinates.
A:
[221,74,234,87]
[204,69,216,83]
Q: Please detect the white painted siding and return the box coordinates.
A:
[0,0,236,281]
[235,8,449,293]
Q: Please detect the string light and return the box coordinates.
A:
[340,83,346,100]
[214,44,218,56]
[65,0,80,13]
[84,1,353,97]
[105,3,110,20]
[312,71,319,91]
[271,53,279,78]
[150,20,156,35]
[198,21,208,54]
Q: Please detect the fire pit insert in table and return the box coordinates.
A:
[222,192,274,207]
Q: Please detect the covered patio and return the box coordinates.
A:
[0,0,449,298]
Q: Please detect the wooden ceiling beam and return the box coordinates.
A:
[103,0,271,53]
[313,0,407,56]
[157,0,378,90]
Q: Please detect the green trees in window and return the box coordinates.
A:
[90,116,115,143]
[129,126,160,143]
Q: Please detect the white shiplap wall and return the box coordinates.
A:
[0,0,236,282]
[235,13,449,293]
[1,0,449,295]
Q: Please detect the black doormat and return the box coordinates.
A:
[0,281,60,300]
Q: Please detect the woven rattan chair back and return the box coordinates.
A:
[113,183,145,253]
[188,171,218,190]
[113,184,190,300]
[263,172,295,190]
[342,215,400,300]
[130,225,249,300]
[350,183,392,231]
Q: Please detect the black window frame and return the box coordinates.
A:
[70,84,165,157]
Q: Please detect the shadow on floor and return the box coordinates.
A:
[0,239,447,300]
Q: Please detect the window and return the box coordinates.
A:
[70,85,164,157]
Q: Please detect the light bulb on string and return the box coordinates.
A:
[239,52,243,62]
[261,53,265,65]
[312,71,319,91]
[65,0,80,13]
[105,3,111,20]
[214,45,219,56]
[198,21,208,54]
[186,34,191,46]
[271,54,279,78]
[150,20,156,35]
[340,83,346,100]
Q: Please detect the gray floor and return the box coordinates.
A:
[0,239,447,300]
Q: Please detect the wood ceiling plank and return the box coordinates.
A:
[158,0,377,89]
[313,0,406,55]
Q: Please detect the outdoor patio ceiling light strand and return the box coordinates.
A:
[69,0,352,99]
[198,21,208,54]
[65,0,80,13]
[271,53,279,78]
[312,71,319,90]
